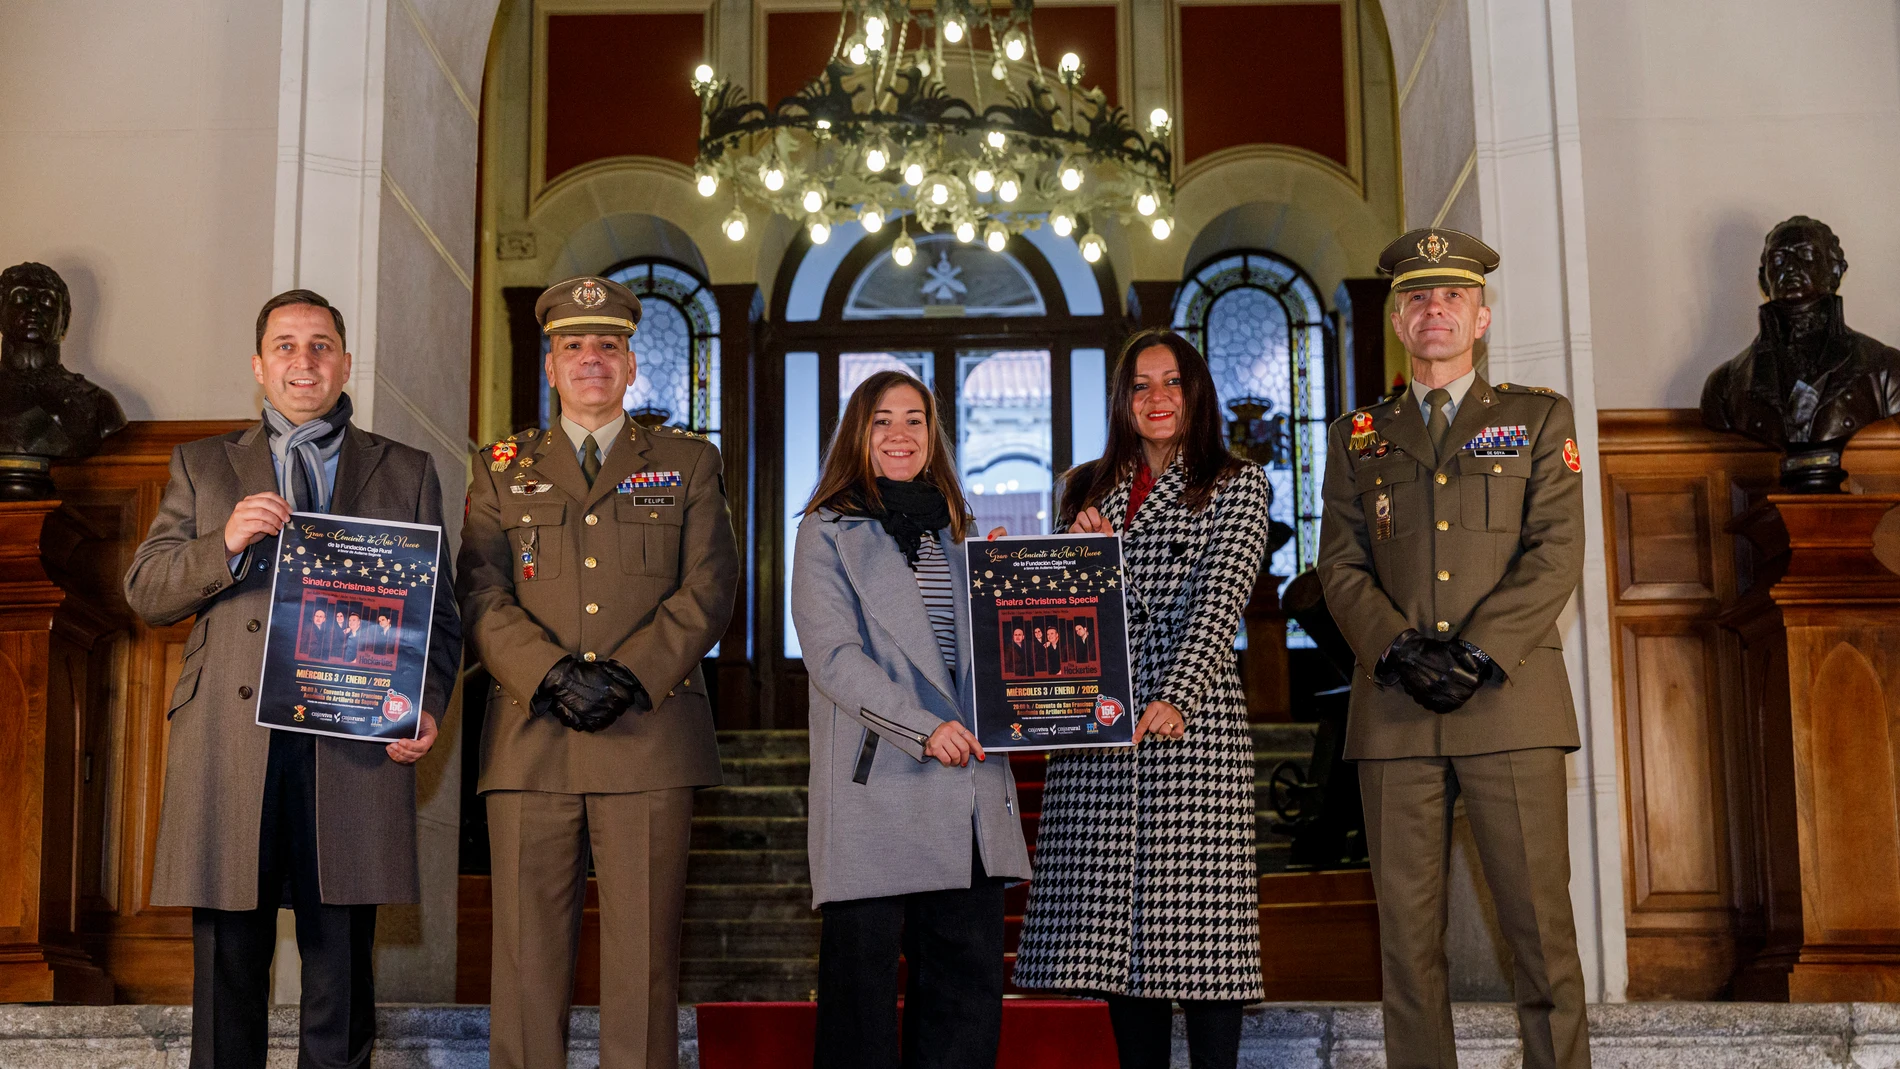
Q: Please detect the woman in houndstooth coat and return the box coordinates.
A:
[1014,330,1274,1069]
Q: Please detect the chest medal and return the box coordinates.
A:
[1348,410,1378,452]
[1374,491,1393,541]
[519,527,538,581]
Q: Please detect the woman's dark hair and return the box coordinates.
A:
[1059,328,1245,522]
[803,369,970,542]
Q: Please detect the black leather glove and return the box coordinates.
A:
[531,655,651,732]
[1379,631,1485,714]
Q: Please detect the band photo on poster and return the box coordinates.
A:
[255,512,444,742]
[965,533,1134,751]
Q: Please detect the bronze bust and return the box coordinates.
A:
[0,262,127,499]
[1701,217,1900,491]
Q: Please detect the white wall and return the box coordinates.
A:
[1576,0,1900,411]
[0,0,281,420]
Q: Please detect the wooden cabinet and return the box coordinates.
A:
[1600,411,1900,999]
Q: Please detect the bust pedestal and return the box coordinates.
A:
[1728,494,1900,1000]
[0,500,113,1003]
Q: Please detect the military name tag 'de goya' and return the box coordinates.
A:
[255,512,444,742]
[965,533,1135,751]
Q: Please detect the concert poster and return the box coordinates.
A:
[965,533,1135,751]
[254,512,443,742]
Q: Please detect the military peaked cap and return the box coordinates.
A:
[1377,228,1500,292]
[536,276,642,336]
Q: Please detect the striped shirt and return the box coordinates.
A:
[912,534,959,671]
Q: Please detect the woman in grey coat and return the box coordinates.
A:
[793,369,1031,1069]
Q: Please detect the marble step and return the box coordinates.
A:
[715,730,811,760]
[682,917,822,960]
[693,786,808,818]
[677,959,819,1005]
[11,1002,1897,1068]
[691,816,809,851]
[681,883,813,921]
[687,849,810,885]
[714,757,810,787]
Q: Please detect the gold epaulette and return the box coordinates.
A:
[1496,383,1559,396]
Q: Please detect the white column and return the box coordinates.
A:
[273,0,390,430]
[1464,0,1627,1002]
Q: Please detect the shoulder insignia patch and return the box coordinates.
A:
[1498,382,1559,396]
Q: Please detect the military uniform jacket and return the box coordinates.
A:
[458,422,738,794]
[1316,374,1585,760]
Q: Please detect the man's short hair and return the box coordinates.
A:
[0,262,72,339]
[256,289,347,353]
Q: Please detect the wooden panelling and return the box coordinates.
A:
[32,421,251,1003]
[1600,411,1900,1000]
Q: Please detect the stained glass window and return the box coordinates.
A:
[1173,251,1330,620]
[604,259,722,449]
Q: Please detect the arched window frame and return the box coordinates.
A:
[1171,249,1335,587]
[599,256,722,438]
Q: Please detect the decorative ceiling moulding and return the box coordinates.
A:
[526,156,758,284]
[1166,0,1362,193]
[1177,142,1363,200]
[528,0,723,207]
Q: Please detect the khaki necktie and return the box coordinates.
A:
[1426,387,1453,463]
[581,434,601,486]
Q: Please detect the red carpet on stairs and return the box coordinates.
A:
[694,1000,1118,1068]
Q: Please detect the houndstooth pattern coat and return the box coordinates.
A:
[1013,457,1273,1001]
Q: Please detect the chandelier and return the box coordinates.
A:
[689,0,1175,266]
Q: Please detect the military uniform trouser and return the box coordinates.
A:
[1358,748,1590,1069]
[485,788,694,1069]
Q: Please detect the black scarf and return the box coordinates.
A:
[838,477,952,566]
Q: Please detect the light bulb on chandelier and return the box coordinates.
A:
[802,186,826,214]
[955,219,977,243]
[1079,230,1105,263]
[1050,209,1075,237]
[984,220,1009,252]
[1004,31,1027,62]
[1151,216,1174,240]
[861,203,885,232]
[996,170,1021,203]
[809,216,832,244]
[864,144,888,173]
[761,165,786,191]
[903,160,926,187]
[971,168,995,193]
[1134,189,1157,216]
[1059,161,1083,191]
[892,228,917,266]
[942,15,966,43]
[695,167,718,198]
[723,208,749,242]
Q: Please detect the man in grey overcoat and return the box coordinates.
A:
[124,289,461,1069]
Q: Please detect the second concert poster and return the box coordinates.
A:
[964,533,1135,751]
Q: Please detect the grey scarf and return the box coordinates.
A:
[262,392,352,512]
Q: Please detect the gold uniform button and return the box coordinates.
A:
[585,514,599,526]
[520,514,532,524]
[1374,476,1383,486]
[1435,473,1448,485]
[1493,463,1504,474]
[1435,520,1450,531]
[586,603,599,614]
[1436,621,1450,632]
[585,556,598,568]
[1436,570,1450,581]
[649,511,659,519]
[583,651,597,662]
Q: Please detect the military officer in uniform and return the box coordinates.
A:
[1316,230,1589,1069]
[458,275,738,1069]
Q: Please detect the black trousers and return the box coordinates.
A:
[813,850,1006,1069]
[191,730,378,1069]
[1102,995,1244,1069]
